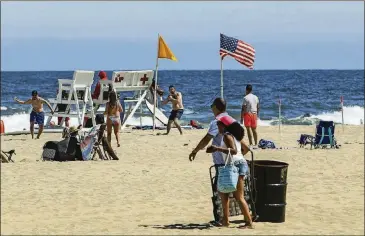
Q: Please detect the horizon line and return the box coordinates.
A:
[1,69,364,72]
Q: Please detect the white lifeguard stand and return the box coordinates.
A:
[45,70,96,127]
[92,70,168,130]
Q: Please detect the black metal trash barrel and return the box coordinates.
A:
[252,160,289,223]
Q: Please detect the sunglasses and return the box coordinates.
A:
[210,104,215,108]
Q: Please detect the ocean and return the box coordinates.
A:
[1,70,364,133]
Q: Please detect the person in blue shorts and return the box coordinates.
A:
[162,85,184,135]
[14,90,54,139]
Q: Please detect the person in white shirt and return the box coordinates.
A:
[240,84,260,146]
[188,98,253,228]
[188,98,229,164]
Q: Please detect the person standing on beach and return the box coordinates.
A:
[148,79,164,104]
[104,91,123,147]
[14,90,54,139]
[161,85,184,135]
[188,98,253,228]
[240,84,260,146]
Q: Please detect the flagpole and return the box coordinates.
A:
[220,57,224,98]
[341,96,344,133]
[153,34,159,132]
[278,98,282,136]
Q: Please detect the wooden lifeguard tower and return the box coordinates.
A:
[45,70,168,130]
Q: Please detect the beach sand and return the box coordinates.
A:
[1,125,364,235]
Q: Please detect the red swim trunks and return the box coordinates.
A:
[58,117,70,125]
[243,113,257,128]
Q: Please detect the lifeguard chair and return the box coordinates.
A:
[92,70,168,130]
[45,70,96,128]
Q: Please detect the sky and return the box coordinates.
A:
[1,1,364,71]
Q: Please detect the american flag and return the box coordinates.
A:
[220,33,255,69]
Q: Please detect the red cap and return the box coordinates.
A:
[216,115,235,126]
[98,71,107,79]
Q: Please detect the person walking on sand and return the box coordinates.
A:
[188,97,253,229]
[240,84,260,146]
[104,91,123,147]
[14,90,54,139]
[206,120,254,228]
[161,85,184,135]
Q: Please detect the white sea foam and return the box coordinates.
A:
[0,106,363,133]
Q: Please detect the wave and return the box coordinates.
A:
[1,106,7,111]
[0,113,165,133]
[268,106,364,125]
[0,106,363,133]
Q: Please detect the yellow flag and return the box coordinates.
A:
[158,35,178,61]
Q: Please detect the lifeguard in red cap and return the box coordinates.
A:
[92,71,108,99]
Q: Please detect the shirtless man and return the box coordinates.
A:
[162,85,184,135]
[14,90,54,139]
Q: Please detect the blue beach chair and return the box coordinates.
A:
[313,120,338,149]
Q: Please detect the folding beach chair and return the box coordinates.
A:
[1,150,16,163]
[313,120,338,149]
[209,151,259,223]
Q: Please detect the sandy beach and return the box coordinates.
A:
[1,125,364,235]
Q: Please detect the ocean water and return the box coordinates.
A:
[1,70,364,133]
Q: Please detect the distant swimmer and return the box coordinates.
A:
[14,90,54,139]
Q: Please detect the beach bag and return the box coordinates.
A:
[95,114,105,125]
[84,118,93,128]
[42,141,59,161]
[258,139,276,149]
[217,149,239,193]
[298,134,314,147]
[41,138,80,162]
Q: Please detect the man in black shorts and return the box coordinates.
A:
[162,85,184,135]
